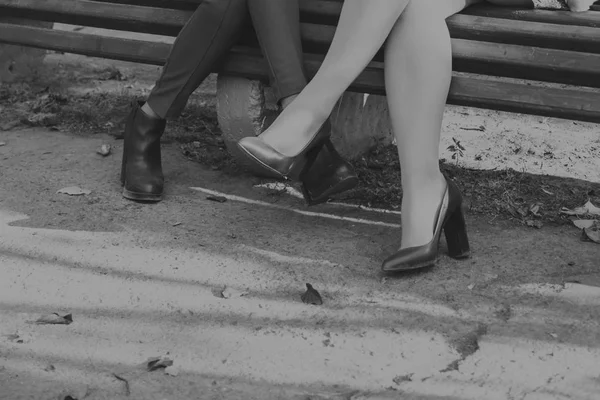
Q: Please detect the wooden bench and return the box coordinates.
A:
[1,0,600,158]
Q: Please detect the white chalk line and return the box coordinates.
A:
[254,182,403,215]
[190,187,401,228]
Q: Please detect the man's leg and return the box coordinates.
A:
[247,0,359,205]
[121,0,249,202]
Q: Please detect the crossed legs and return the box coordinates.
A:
[250,0,479,251]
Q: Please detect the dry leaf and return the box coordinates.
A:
[529,203,542,217]
[221,286,248,299]
[207,195,227,203]
[560,201,600,217]
[541,187,554,196]
[33,313,73,325]
[392,374,414,384]
[573,219,595,229]
[57,187,91,196]
[0,141,6,146]
[525,220,543,229]
[582,221,600,244]
[96,144,111,157]
[301,283,323,305]
[467,284,475,290]
[145,356,173,372]
[164,365,179,376]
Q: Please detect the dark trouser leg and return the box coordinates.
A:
[248,0,358,205]
[122,0,249,202]
[247,0,306,103]
[147,0,249,119]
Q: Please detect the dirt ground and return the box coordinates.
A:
[1,28,600,400]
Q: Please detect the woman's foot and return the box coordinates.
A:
[399,174,447,249]
[237,106,331,180]
[258,106,328,157]
[381,175,470,272]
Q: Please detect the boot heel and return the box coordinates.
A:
[443,206,470,259]
[296,139,327,181]
[120,149,127,186]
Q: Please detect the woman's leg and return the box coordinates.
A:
[247,0,359,204]
[121,0,248,202]
[145,0,249,119]
[383,0,480,249]
[257,0,410,155]
[247,0,306,108]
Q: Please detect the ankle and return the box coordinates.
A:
[402,172,445,192]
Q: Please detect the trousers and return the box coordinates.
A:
[146,0,307,119]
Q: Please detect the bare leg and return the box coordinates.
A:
[259,0,410,155]
[384,0,480,249]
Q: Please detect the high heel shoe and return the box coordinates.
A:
[121,101,166,202]
[300,140,359,205]
[237,119,331,181]
[381,178,471,273]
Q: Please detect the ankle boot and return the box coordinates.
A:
[300,139,358,206]
[121,101,167,202]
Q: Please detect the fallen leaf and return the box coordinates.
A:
[560,201,600,217]
[541,187,554,196]
[44,364,56,372]
[57,187,91,196]
[207,195,227,203]
[548,332,558,339]
[33,313,73,325]
[0,141,6,146]
[392,373,414,384]
[467,284,475,290]
[301,283,323,305]
[164,365,179,376]
[573,219,595,229]
[582,221,600,244]
[145,356,173,372]
[172,222,182,227]
[221,286,248,299]
[529,202,542,217]
[525,220,543,229]
[63,396,78,400]
[96,144,111,157]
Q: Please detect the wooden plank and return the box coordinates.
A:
[463,3,600,27]
[1,16,599,88]
[0,0,600,59]
[2,0,600,56]
[1,22,599,124]
[221,53,600,124]
[3,0,600,50]
[0,0,189,36]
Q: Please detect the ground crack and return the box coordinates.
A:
[440,323,488,373]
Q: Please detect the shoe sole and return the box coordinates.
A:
[237,143,287,180]
[122,187,162,202]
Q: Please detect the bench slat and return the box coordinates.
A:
[2,0,600,55]
[463,2,600,27]
[1,22,599,124]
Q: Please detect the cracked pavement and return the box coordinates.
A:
[1,128,600,399]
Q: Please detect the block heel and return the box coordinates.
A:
[443,206,471,259]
